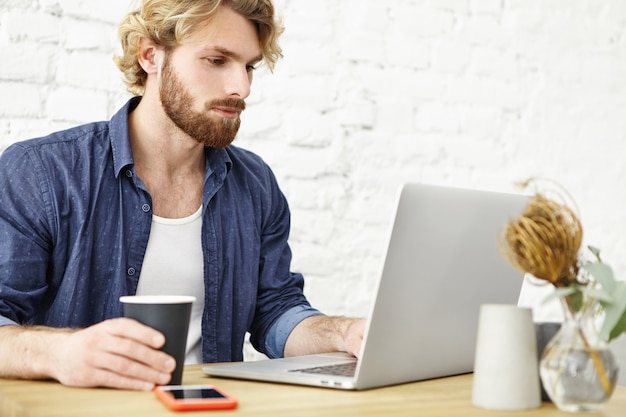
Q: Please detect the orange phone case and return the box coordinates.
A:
[154,384,238,411]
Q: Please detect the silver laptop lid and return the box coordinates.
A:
[352,183,528,389]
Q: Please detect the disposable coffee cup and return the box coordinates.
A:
[120,295,195,385]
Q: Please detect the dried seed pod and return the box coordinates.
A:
[500,193,582,287]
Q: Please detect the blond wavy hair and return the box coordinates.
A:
[113,0,284,95]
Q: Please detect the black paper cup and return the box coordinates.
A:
[120,295,195,385]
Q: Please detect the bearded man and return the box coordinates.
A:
[0,0,364,390]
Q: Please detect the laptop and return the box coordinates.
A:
[203,183,529,390]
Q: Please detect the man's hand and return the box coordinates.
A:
[0,318,176,390]
[284,316,367,358]
[342,317,367,357]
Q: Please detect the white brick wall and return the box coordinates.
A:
[2,0,626,337]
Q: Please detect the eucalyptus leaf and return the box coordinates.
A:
[599,282,626,342]
[587,245,602,261]
[609,309,626,341]
[542,287,577,305]
[584,262,616,292]
[569,290,585,312]
[581,286,613,304]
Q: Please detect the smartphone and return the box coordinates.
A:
[154,384,238,411]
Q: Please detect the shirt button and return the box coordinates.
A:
[127,267,136,276]
[142,204,151,213]
[125,169,133,178]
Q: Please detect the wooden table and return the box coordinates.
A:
[0,365,625,416]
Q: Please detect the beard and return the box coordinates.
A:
[159,54,246,149]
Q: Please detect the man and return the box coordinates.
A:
[0,0,365,390]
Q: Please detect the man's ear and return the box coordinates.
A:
[137,37,163,74]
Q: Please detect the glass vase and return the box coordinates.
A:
[539,297,620,412]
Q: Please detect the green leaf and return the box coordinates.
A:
[587,245,602,261]
[569,290,585,312]
[584,262,616,292]
[542,287,577,305]
[610,311,626,341]
[600,282,626,342]
[580,286,613,303]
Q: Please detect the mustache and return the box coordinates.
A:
[206,98,246,111]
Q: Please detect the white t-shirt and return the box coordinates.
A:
[136,206,204,364]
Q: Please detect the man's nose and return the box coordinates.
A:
[225,66,252,99]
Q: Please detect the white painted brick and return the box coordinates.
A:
[279,40,337,76]
[278,146,346,181]
[501,1,544,34]
[281,15,333,45]
[459,105,501,140]
[457,15,506,46]
[363,67,447,101]
[433,39,472,74]
[434,0,470,14]
[0,0,36,10]
[334,98,376,128]
[604,1,626,17]
[271,75,335,113]
[287,177,348,212]
[0,42,55,83]
[385,33,431,69]
[0,82,44,117]
[281,0,336,22]
[290,240,338,278]
[375,96,417,134]
[337,1,388,33]
[282,108,333,148]
[448,77,526,109]
[279,1,336,44]
[390,6,455,38]
[416,103,460,134]
[45,86,110,123]
[469,46,518,80]
[1,10,62,43]
[43,0,132,24]
[0,120,9,152]
[340,29,386,64]
[64,19,117,51]
[55,51,118,91]
[471,0,502,15]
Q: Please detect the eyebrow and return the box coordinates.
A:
[209,46,263,65]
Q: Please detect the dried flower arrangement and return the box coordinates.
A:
[499,179,626,342]
[498,179,626,400]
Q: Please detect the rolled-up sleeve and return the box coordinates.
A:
[264,305,323,358]
[0,316,17,326]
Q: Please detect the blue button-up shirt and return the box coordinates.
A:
[0,97,321,362]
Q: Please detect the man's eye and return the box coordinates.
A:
[246,64,257,73]
[208,58,224,65]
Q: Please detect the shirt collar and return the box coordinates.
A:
[109,96,141,179]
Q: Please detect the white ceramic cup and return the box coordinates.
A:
[472,304,541,410]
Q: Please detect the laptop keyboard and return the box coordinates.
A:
[288,362,357,377]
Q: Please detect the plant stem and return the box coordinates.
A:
[577,327,612,396]
[563,297,612,396]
